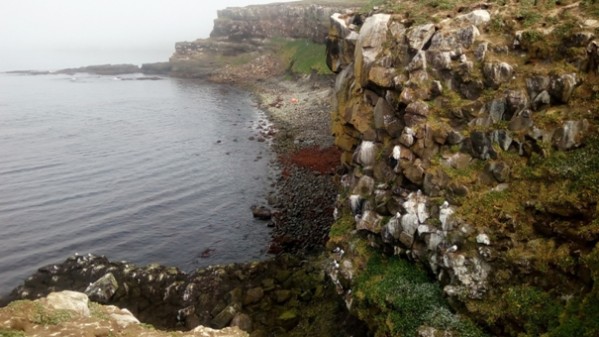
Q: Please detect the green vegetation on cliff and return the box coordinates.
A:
[273,38,333,75]
[353,250,486,337]
[328,0,599,336]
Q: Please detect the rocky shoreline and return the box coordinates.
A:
[5,0,599,335]
[0,2,360,336]
[1,252,365,336]
[0,71,359,337]
[250,75,342,255]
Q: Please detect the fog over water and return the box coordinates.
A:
[0,1,297,294]
[0,0,294,71]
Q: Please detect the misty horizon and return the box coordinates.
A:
[0,0,294,71]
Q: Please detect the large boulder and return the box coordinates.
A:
[404,100,430,127]
[327,12,359,73]
[552,119,590,150]
[429,25,480,51]
[455,9,491,27]
[42,290,91,317]
[85,272,118,303]
[483,61,514,88]
[525,75,551,101]
[374,97,403,137]
[406,23,436,52]
[354,14,391,87]
[549,73,579,104]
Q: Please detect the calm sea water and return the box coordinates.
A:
[0,73,275,296]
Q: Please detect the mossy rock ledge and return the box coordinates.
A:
[0,290,248,337]
[0,254,364,337]
[326,1,599,336]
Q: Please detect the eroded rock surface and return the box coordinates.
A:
[326,1,599,336]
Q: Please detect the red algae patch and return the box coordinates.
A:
[282,146,341,175]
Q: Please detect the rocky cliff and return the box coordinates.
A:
[169,1,365,78]
[325,0,599,336]
[210,3,343,43]
[5,1,599,336]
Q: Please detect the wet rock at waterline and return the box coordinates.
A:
[251,205,273,220]
[3,253,365,336]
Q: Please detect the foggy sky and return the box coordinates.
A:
[0,0,294,71]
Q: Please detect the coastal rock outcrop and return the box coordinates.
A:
[211,4,342,43]
[0,290,248,337]
[169,2,363,79]
[326,1,599,336]
[2,253,363,336]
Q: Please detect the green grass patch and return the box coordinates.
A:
[272,38,332,75]
[361,0,386,12]
[504,286,563,335]
[30,303,72,325]
[549,243,599,337]
[0,329,26,337]
[7,300,73,326]
[329,214,355,239]
[538,137,599,197]
[88,301,109,321]
[581,0,599,18]
[353,252,487,336]
[425,0,456,10]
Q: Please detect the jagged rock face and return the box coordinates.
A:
[327,13,360,73]
[169,2,363,79]
[327,3,599,336]
[210,4,351,43]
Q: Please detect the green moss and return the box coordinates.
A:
[489,16,509,34]
[0,329,26,337]
[271,38,332,75]
[139,323,156,330]
[278,310,299,320]
[88,301,109,320]
[549,243,599,337]
[423,306,488,337]
[581,0,599,18]
[30,303,72,325]
[518,9,543,27]
[361,0,386,12]
[504,286,563,335]
[550,296,599,337]
[424,0,455,10]
[329,214,355,239]
[7,300,71,326]
[441,158,484,181]
[467,285,571,336]
[530,136,599,201]
[353,252,486,336]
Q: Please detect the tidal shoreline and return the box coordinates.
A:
[249,75,342,255]
[0,70,362,336]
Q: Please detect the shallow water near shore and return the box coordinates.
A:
[0,73,275,296]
